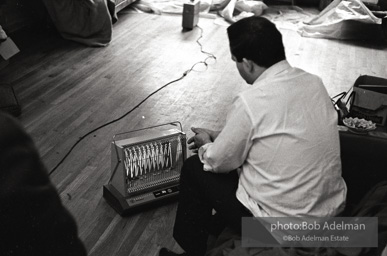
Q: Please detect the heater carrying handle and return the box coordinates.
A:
[112,121,183,142]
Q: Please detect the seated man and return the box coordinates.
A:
[160,16,347,256]
[0,111,87,255]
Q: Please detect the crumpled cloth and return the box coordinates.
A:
[129,0,213,15]
[220,0,268,23]
[42,0,117,47]
[298,0,382,40]
[129,0,267,23]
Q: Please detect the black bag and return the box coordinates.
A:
[349,75,387,126]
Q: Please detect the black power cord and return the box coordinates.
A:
[49,25,216,176]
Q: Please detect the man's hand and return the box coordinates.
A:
[187,127,220,153]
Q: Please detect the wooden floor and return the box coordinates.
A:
[1,9,387,256]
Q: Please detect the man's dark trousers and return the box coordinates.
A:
[173,154,252,256]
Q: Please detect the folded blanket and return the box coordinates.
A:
[42,0,117,47]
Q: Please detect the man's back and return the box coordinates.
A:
[236,60,347,217]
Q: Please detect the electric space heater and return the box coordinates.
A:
[103,122,187,215]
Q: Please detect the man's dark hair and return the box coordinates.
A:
[227,16,286,68]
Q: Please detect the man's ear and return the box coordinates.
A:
[242,58,254,73]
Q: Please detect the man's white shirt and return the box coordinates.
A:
[199,60,347,217]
